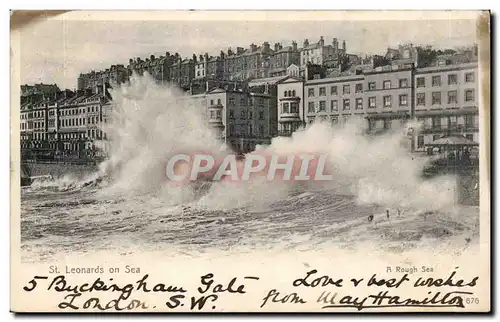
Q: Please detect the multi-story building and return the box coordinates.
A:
[276,76,305,136]
[77,65,128,90]
[21,84,110,157]
[222,42,274,81]
[304,73,365,126]
[195,53,225,80]
[268,42,300,77]
[189,87,274,153]
[413,62,479,151]
[363,64,414,133]
[127,53,176,84]
[300,36,346,68]
[276,57,479,152]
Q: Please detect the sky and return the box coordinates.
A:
[16,11,480,90]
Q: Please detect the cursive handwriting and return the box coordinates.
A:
[293,270,343,288]
[320,290,474,311]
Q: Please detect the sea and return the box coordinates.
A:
[19,74,480,263]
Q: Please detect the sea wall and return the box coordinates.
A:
[457,170,480,206]
[25,162,99,179]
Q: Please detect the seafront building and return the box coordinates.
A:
[277,47,479,151]
[21,37,479,158]
[21,84,110,159]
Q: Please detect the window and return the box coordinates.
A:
[432,116,441,129]
[343,85,350,94]
[308,88,315,97]
[282,103,289,113]
[249,111,253,119]
[432,92,441,105]
[399,79,408,88]
[368,119,376,130]
[399,94,408,106]
[355,83,363,93]
[368,97,376,108]
[241,110,246,119]
[465,134,474,141]
[383,95,392,108]
[465,115,474,127]
[319,87,326,96]
[229,110,234,119]
[331,117,338,125]
[465,89,474,102]
[343,99,350,110]
[355,98,363,109]
[417,77,425,88]
[259,111,265,119]
[319,101,326,112]
[449,116,457,129]
[259,125,264,136]
[229,124,234,135]
[308,102,315,113]
[383,80,391,89]
[432,76,441,87]
[448,74,458,85]
[465,72,474,83]
[240,97,246,105]
[448,91,458,104]
[229,97,235,105]
[331,100,338,111]
[384,119,391,130]
[368,82,376,90]
[417,93,426,106]
[284,91,288,97]
[330,86,338,95]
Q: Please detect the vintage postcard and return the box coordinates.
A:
[10,10,491,313]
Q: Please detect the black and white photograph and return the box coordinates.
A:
[10,10,490,313]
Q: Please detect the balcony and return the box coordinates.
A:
[419,124,479,134]
[208,102,224,109]
[279,96,301,102]
[277,130,294,137]
[278,112,301,123]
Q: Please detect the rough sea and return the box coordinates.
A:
[20,75,480,263]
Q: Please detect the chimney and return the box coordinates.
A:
[237,47,244,55]
[342,40,346,52]
[304,39,309,47]
[150,55,156,61]
[220,50,225,59]
[250,43,257,52]
[262,42,270,52]
[228,48,233,56]
[333,38,339,51]
[199,54,204,62]
[274,43,280,51]
[319,36,324,46]
[292,41,298,51]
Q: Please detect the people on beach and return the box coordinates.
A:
[368,214,374,222]
[386,209,390,219]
